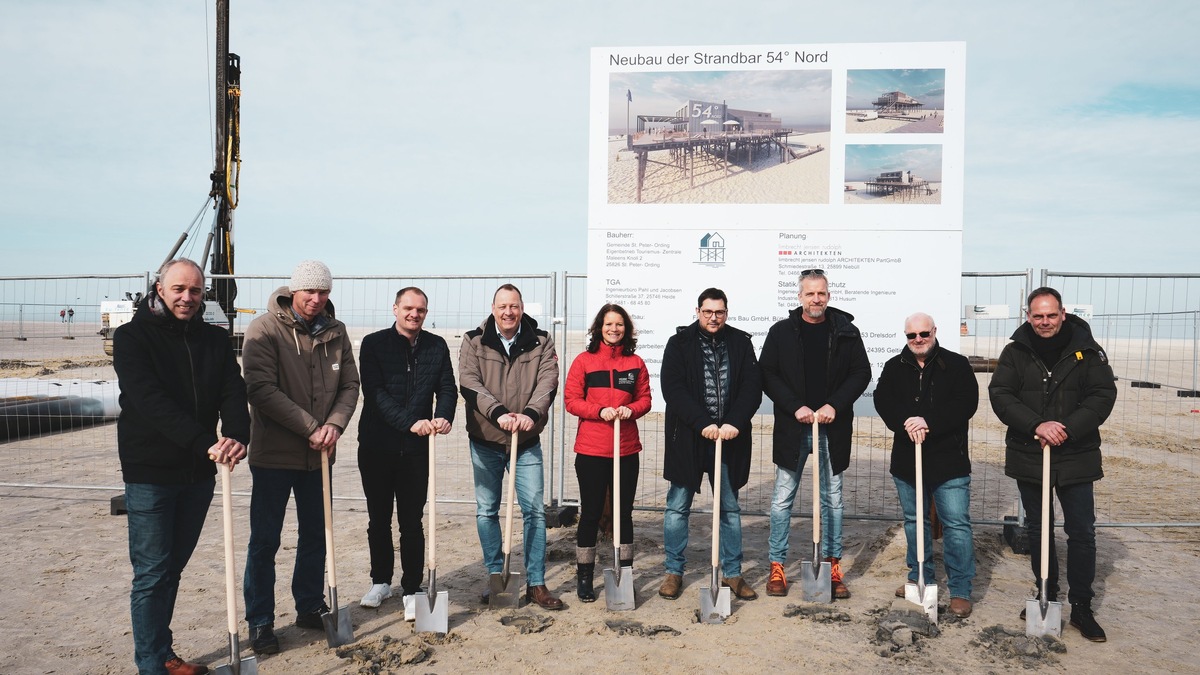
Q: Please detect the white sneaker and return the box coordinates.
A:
[360,583,392,608]
[403,594,416,622]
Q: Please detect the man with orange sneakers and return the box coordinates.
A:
[759,269,870,599]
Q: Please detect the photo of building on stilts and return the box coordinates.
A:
[846,69,946,134]
[608,71,832,205]
[844,144,942,204]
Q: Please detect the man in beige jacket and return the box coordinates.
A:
[242,260,360,653]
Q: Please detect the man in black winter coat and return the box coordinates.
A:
[760,270,870,600]
[658,288,762,602]
[990,287,1116,642]
[874,312,978,618]
[356,287,457,617]
[114,258,249,675]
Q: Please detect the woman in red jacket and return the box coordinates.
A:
[564,303,652,602]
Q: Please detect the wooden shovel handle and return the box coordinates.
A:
[612,417,621,550]
[502,430,518,556]
[321,448,337,589]
[428,427,437,570]
[812,420,821,545]
[711,436,722,568]
[219,462,238,635]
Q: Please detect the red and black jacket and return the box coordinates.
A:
[564,344,652,457]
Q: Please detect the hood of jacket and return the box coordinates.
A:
[1008,313,1104,356]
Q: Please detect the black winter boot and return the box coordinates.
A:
[1070,603,1107,642]
[577,563,596,602]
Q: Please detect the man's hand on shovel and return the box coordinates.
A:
[208,437,247,471]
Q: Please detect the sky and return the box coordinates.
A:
[608,70,832,133]
[1,0,1197,277]
[846,145,943,182]
[846,69,946,111]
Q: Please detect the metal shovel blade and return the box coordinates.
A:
[1025,598,1063,638]
[800,560,832,603]
[905,581,938,623]
[321,590,354,648]
[699,584,731,624]
[488,569,523,610]
[212,633,257,675]
[603,565,636,611]
[414,591,449,634]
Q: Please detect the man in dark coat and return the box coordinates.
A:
[658,288,762,602]
[115,258,249,675]
[760,270,870,599]
[875,312,978,618]
[356,287,456,618]
[990,287,1116,642]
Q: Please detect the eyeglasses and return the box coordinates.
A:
[905,330,933,340]
[800,268,825,277]
[699,309,727,318]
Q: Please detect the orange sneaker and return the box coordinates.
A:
[766,561,788,596]
[825,557,851,599]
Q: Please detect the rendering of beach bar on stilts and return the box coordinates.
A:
[624,98,824,202]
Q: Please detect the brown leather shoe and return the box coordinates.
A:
[659,573,683,600]
[766,562,788,597]
[164,657,209,675]
[525,584,564,610]
[826,557,851,599]
[722,576,758,601]
[896,583,906,598]
[949,597,972,618]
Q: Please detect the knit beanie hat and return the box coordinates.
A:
[289,260,332,292]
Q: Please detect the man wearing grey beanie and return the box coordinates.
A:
[241,260,361,654]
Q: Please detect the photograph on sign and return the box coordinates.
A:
[845,69,946,134]
[844,144,943,204]
[607,70,832,204]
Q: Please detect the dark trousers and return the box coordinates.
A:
[1017,479,1097,606]
[575,453,639,549]
[360,449,428,595]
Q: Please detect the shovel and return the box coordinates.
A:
[904,442,938,623]
[699,436,732,624]
[489,430,524,609]
[319,449,354,647]
[213,460,257,675]
[800,420,832,602]
[415,428,449,633]
[1026,441,1063,637]
[603,416,636,611]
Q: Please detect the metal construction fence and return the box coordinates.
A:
[2,270,1197,527]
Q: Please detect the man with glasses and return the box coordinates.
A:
[658,288,762,602]
[990,287,1115,641]
[760,269,870,599]
[874,312,979,617]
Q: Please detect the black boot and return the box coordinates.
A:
[619,543,634,570]
[1070,603,1107,642]
[577,563,596,602]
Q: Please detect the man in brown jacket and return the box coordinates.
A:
[459,284,561,609]
[242,260,360,653]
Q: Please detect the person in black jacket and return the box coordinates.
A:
[658,288,762,602]
[990,287,1116,642]
[760,270,870,599]
[356,287,456,618]
[114,258,249,675]
[874,312,978,618]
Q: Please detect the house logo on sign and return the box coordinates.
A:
[696,232,725,267]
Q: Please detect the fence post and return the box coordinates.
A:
[1192,310,1198,395]
[1142,314,1155,384]
[16,304,27,341]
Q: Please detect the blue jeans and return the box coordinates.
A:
[768,427,843,562]
[125,480,214,675]
[1017,479,1096,606]
[244,465,326,629]
[893,475,975,599]
[663,468,744,578]
[471,440,547,586]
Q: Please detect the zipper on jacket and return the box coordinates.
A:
[183,320,198,483]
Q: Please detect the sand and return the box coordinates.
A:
[607,133,831,204]
[844,181,942,205]
[846,110,945,134]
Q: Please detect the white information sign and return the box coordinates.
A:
[964,304,1011,320]
[588,42,966,410]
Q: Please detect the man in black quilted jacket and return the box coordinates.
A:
[356,287,457,617]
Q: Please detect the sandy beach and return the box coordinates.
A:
[607,133,831,204]
[844,181,942,205]
[846,110,945,134]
